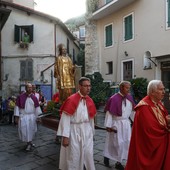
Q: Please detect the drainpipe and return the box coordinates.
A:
[52,23,57,95]
[54,24,57,57]
[51,70,53,99]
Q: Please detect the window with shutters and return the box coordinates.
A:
[20,59,33,81]
[14,25,34,43]
[123,13,134,42]
[166,0,170,28]
[105,24,113,47]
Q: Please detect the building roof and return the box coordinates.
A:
[0,7,11,30]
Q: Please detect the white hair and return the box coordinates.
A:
[147,80,162,95]
[119,81,131,88]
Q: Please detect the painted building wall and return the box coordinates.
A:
[1,5,79,98]
[93,0,170,83]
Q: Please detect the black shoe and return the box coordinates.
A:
[104,157,111,167]
[115,162,124,170]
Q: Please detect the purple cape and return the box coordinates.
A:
[105,93,135,116]
[16,92,39,109]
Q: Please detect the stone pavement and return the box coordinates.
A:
[0,111,118,170]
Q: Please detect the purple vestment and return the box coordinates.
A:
[105,93,135,116]
[16,92,39,109]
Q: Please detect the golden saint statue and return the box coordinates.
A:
[54,44,75,104]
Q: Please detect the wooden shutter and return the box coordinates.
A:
[125,15,132,41]
[14,25,20,42]
[20,60,33,81]
[106,25,112,47]
[27,60,33,80]
[29,25,34,42]
[20,60,26,80]
[168,0,170,27]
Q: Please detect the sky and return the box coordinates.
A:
[34,0,86,22]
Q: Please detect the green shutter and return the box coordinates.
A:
[168,0,170,27]
[14,25,20,42]
[105,25,112,47]
[29,25,34,42]
[125,15,133,41]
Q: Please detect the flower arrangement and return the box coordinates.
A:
[43,100,61,119]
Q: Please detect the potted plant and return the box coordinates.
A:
[40,101,61,131]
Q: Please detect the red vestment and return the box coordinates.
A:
[125,96,170,170]
[59,92,96,118]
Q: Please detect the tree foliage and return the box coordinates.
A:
[77,44,85,76]
[85,72,111,107]
[65,15,86,31]
[130,77,148,103]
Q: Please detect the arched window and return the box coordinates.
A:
[143,51,152,70]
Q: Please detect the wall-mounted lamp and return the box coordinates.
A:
[124,51,128,56]
[148,57,157,67]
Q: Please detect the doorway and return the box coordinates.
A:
[161,61,170,113]
[123,60,133,81]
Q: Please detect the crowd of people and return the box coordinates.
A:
[0,86,47,125]
[102,79,170,170]
[55,78,170,170]
[0,96,17,124]
[1,79,170,169]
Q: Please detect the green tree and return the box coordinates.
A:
[130,77,148,103]
[86,72,111,108]
[77,44,85,76]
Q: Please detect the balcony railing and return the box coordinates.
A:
[91,0,136,20]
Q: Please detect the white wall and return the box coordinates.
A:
[95,0,170,83]
[1,6,79,98]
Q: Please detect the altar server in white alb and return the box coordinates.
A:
[103,81,135,170]
[57,77,97,170]
[14,83,42,151]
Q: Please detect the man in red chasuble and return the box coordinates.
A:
[125,80,170,170]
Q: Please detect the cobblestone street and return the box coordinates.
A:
[0,111,118,170]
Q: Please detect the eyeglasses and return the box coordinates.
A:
[81,85,91,88]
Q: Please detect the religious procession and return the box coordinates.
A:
[1,42,170,170]
[1,0,170,170]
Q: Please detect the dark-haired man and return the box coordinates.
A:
[57,77,96,170]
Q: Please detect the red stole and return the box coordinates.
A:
[59,92,96,118]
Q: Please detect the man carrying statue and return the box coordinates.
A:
[54,44,75,104]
